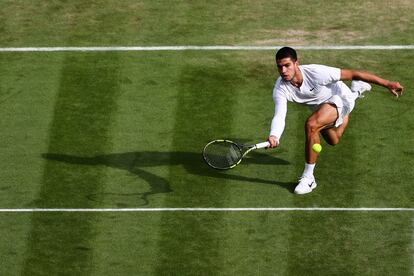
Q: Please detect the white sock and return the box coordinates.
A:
[302,163,316,178]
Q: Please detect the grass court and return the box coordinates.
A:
[0,0,414,275]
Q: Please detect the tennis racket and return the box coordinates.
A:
[202,139,270,170]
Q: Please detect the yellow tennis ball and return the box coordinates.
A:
[312,143,322,153]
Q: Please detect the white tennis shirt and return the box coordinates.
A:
[270,64,342,141]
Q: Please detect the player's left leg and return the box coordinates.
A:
[320,80,371,144]
[321,115,349,146]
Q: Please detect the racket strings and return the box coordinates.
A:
[203,141,242,169]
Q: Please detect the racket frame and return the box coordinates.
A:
[202,139,269,170]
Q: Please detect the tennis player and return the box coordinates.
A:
[267,47,404,194]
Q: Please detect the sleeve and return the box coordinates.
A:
[269,84,288,142]
[311,64,341,85]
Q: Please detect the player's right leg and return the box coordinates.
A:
[295,103,339,194]
[295,81,368,194]
[304,103,339,164]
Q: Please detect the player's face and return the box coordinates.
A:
[276,57,298,82]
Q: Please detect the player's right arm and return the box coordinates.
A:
[268,83,288,148]
[268,135,279,148]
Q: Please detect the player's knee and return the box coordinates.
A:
[322,129,341,146]
[305,117,320,135]
[325,137,339,146]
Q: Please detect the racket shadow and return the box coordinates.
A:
[42,152,174,207]
[42,151,295,205]
[195,153,296,192]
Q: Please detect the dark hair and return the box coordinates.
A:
[275,47,297,61]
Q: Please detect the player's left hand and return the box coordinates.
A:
[387,81,404,97]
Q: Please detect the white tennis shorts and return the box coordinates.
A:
[326,82,356,127]
[309,82,356,127]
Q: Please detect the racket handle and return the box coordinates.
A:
[255,141,270,149]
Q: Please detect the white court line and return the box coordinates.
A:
[1,45,414,52]
[0,207,414,212]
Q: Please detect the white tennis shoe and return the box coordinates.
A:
[351,80,372,98]
[294,175,317,194]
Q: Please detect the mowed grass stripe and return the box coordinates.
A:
[0,53,63,275]
[22,53,121,275]
[154,54,242,274]
[285,212,413,275]
[83,53,183,275]
[283,52,361,273]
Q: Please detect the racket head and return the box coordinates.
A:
[202,139,243,169]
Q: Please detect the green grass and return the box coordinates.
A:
[1,0,414,46]
[0,1,414,275]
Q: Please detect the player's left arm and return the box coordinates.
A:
[341,69,404,97]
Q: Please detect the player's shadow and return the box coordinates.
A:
[42,150,294,205]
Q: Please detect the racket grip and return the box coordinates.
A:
[255,141,270,149]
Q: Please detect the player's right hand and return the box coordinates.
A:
[267,135,279,148]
